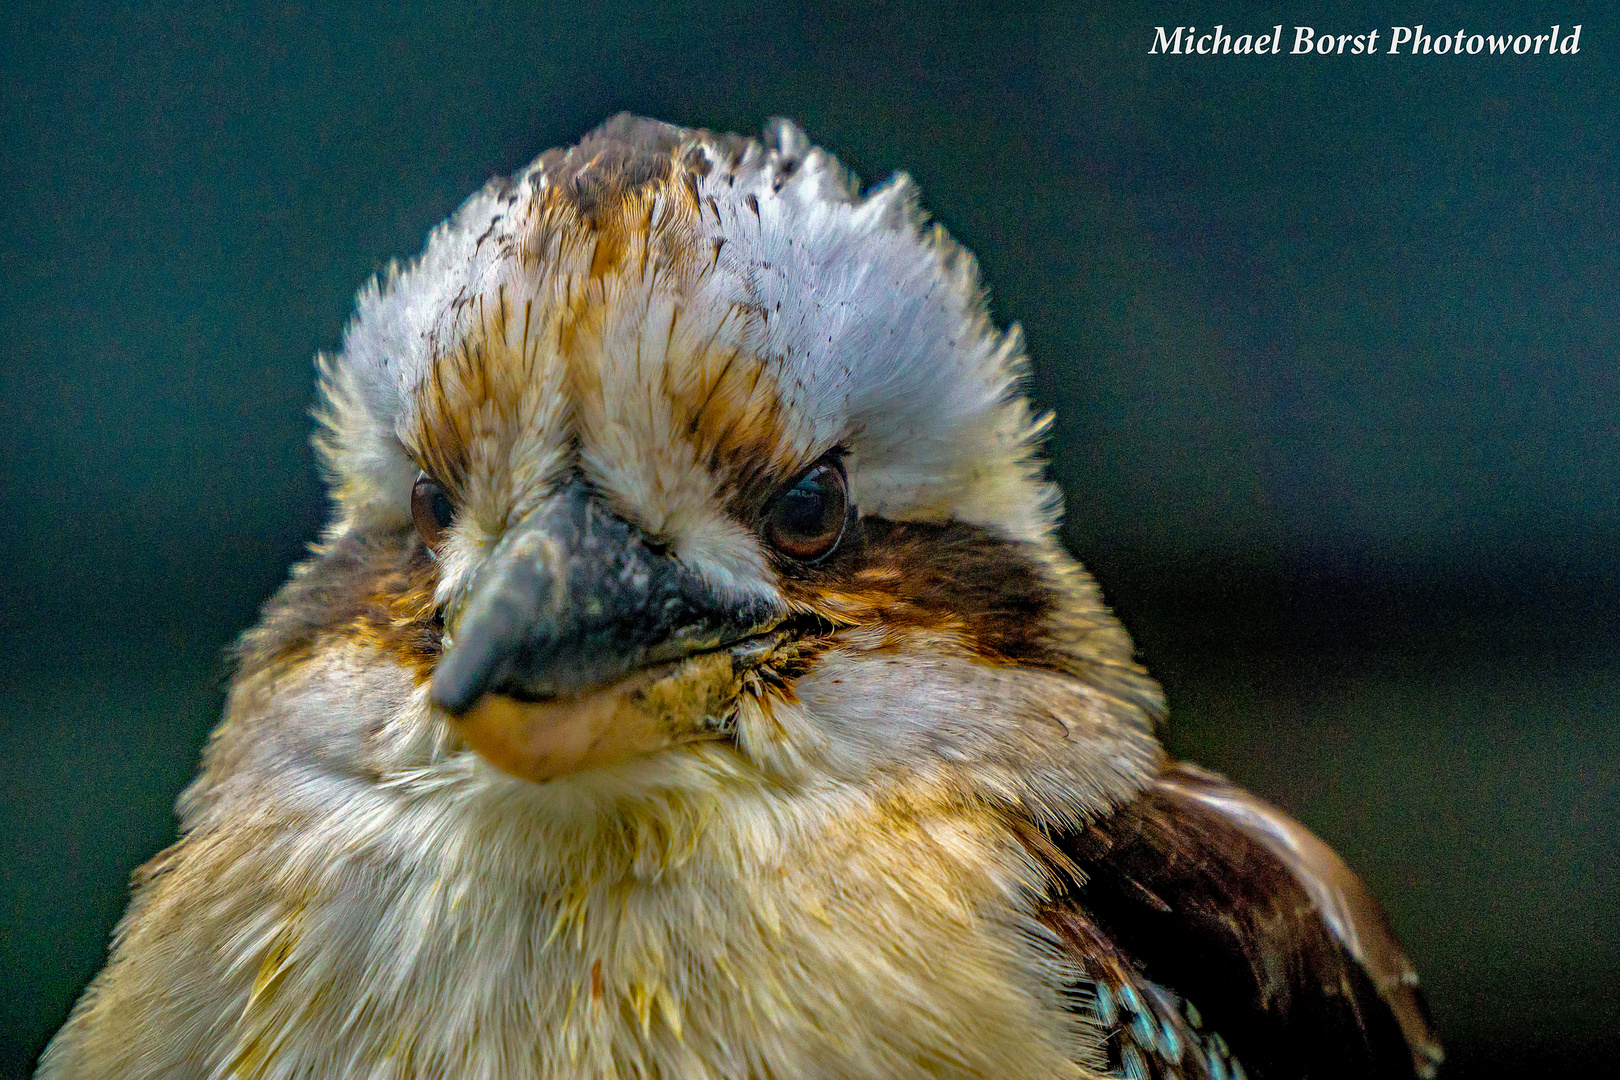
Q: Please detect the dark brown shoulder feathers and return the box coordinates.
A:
[1029,762,1444,1080]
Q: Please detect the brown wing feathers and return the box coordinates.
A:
[1033,763,1443,1080]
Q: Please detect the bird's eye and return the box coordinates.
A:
[411,474,455,551]
[763,460,848,563]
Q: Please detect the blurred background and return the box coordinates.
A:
[2,1,1614,1075]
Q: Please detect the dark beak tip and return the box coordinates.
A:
[429,645,495,718]
[427,677,473,718]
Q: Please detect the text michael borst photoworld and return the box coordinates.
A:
[1149,24,1582,57]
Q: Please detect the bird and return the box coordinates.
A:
[39,115,1443,1080]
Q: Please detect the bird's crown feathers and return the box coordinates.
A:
[316,115,1056,572]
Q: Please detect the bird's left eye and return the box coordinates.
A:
[411,474,455,551]
[763,459,848,563]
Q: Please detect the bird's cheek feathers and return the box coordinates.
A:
[446,649,740,782]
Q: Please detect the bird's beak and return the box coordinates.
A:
[429,480,778,781]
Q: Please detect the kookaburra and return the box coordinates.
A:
[42,116,1443,1080]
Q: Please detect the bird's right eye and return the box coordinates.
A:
[411,474,455,551]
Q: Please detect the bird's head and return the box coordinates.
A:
[288,116,1161,823]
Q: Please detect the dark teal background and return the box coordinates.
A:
[3,2,1615,1075]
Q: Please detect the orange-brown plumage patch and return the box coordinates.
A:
[237,530,442,685]
[664,333,803,514]
[408,288,562,512]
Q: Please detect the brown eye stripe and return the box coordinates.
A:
[776,517,1072,670]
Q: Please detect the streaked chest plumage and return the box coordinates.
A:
[222,757,1097,1080]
